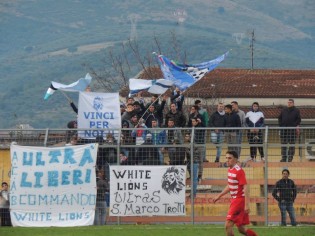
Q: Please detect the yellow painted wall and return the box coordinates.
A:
[0,149,11,184]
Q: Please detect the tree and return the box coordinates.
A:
[85,33,179,92]
[85,32,224,111]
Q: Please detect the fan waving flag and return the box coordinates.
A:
[44,73,92,100]
[155,51,229,90]
[129,78,173,96]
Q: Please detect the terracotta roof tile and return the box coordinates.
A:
[120,68,315,119]
[125,68,315,98]
[184,69,315,98]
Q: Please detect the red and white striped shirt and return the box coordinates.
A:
[228,164,247,199]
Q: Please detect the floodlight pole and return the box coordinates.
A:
[250,29,255,70]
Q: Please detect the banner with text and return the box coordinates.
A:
[78,92,121,138]
[109,165,187,216]
[10,143,98,227]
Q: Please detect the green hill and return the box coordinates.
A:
[0,0,314,128]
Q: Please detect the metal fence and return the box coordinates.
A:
[1,126,315,226]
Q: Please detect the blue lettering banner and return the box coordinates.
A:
[10,143,98,227]
[77,92,121,139]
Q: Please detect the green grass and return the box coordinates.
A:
[1,225,315,236]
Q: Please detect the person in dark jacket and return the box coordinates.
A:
[231,101,246,158]
[195,100,209,127]
[170,87,184,112]
[278,99,301,162]
[145,94,163,111]
[138,133,160,165]
[120,120,136,164]
[142,100,166,128]
[164,103,186,128]
[164,118,184,165]
[148,119,166,164]
[272,169,297,226]
[184,132,200,198]
[209,102,226,162]
[94,169,109,225]
[121,103,136,122]
[132,101,145,118]
[245,102,265,161]
[66,120,78,143]
[96,134,118,170]
[224,104,241,153]
[191,118,205,180]
[187,105,203,127]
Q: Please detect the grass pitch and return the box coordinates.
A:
[0,224,315,236]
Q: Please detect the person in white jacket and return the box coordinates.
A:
[245,102,265,161]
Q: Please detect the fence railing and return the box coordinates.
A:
[1,127,315,226]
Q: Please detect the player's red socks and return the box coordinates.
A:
[246,229,258,236]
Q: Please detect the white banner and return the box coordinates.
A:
[10,144,98,227]
[77,92,121,138]
[109,166,187,216]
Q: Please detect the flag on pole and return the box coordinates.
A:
[129,78,173,96]
[155,51,229,90]
[44,73,92,100]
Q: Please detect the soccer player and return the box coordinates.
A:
[213,151,257,236]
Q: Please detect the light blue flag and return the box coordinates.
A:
[155,51,229,90]
[129,78,173,96]
[44,73,92,100]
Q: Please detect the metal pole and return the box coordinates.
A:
[116,128,121,225]
[299,128,302,162]
[59,90,72,102]
[190,127,195,224]
[263,126,269,226]
[44,128,49,147]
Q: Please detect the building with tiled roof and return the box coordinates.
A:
[120,68,315,124]
[184,69,315,99]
